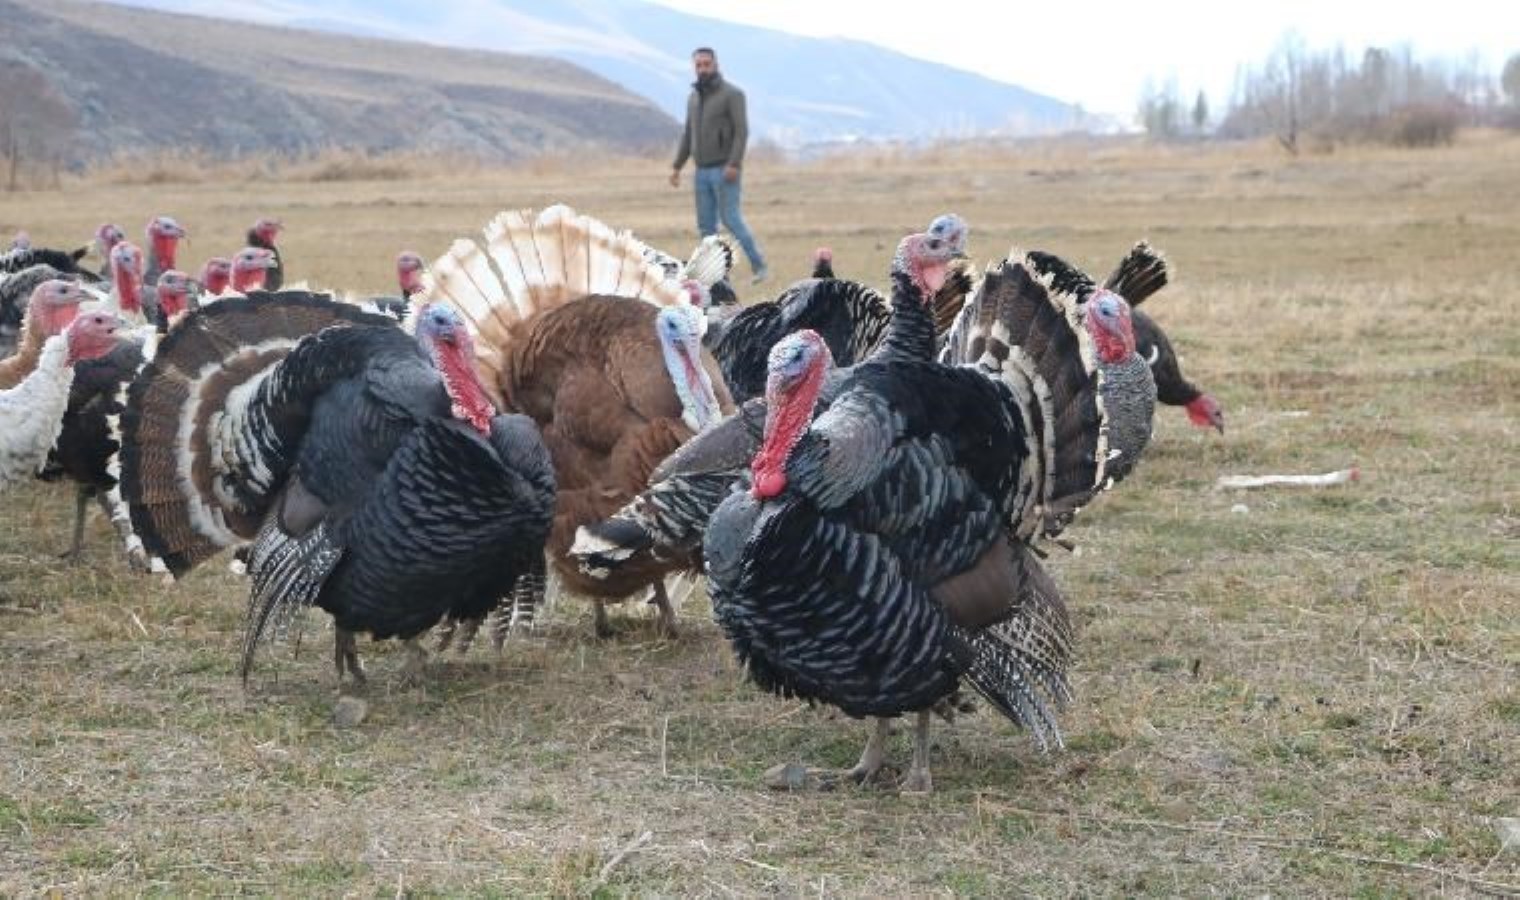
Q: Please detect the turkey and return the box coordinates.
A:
[811,247,835,280]
[199,257,232,296]
[643,234,739,335]
[142,216,187,286]
[343,251,428,322]
[0,244,94,280]
[0,311,125,491]
[710,215,973,403]
[110,292,556,688]
[701,255,1156,791]
[1026,241,1223,433]
[9,231,28,251]
[198,247,277,301]
[396,251,427,299]
[570,228,967,581]
[1,279,97,390]
[105,241,149,323]
[246,218,285,290]
[38,335,146,561]
[421,204,733,638]
[94,224,126,280]
[2,263,95,358]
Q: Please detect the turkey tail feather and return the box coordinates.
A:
[240,519,344,683]
[959,544,1073,750]
[424,205,684,378]
[110,292,394,576]
[940,257,1111,540]
[1103,241,1169,307]
[681,235,733,287]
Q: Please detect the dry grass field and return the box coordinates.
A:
[1,134,1517,896]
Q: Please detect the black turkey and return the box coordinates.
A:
[571,228,966,591]
[38,336,145,561]
[246,218,285,290]
[709,214,972,404]
[111,292,555,688]
[702,256,1156,790]
[1027,241,1223,433]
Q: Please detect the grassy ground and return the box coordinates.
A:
[2,134,1517,896]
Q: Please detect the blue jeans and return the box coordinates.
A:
[694,165,765,272]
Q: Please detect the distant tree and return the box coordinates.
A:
[1503,52,1520,107]
[1191,91,1210,134]
[1137,78,1183,140]
[0,61,76,191]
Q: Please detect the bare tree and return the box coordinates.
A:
[0,60,77,191]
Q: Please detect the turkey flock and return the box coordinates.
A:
[0,206,1226,793]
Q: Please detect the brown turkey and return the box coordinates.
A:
[422,205,734,639]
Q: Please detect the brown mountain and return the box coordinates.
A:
[0,0,679,164]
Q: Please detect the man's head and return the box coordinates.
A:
[692,48,719,85]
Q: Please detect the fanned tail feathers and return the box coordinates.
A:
[939,254,1111,540]
[109,292,395,576]
[422,206,687,392]
[1102,241,1169,307]
[680,235,733,287]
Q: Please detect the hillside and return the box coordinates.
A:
[111,0,1092,144]
[0,0,679,164]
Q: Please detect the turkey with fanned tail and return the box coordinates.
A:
[569,225,968,587]
[420,204,732,640]
[108,292,555,688]
[1025,240,1223,434]
[702,255,1156,791]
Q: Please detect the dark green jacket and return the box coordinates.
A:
[672,75,749,170]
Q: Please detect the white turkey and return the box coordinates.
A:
[0,310,126,491]
[700,254,1157,791]
[110,292,556,688]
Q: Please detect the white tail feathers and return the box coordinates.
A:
[422,205,686,341]
[680,235,733,288]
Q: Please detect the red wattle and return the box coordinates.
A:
[152,234,178,271]
[752,469,786,499]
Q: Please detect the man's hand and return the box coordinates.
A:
[669,170,681,188]
[723,164,740,183]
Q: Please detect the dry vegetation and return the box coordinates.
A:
[1,133,1517,896]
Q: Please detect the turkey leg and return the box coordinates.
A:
[849,717,891,783]
[334,628,366,686]
[648,580,678,637]
[900,709,934,793]
[57,486,92,564]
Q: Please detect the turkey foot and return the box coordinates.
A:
[812,717,896,789]
[397,637,429,687]
[333,628,367,687]
[898,710,934,794]
[648,581,679,638]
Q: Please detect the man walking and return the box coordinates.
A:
[669,47,769,284]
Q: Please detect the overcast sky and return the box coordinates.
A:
[651,0,1518,117]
